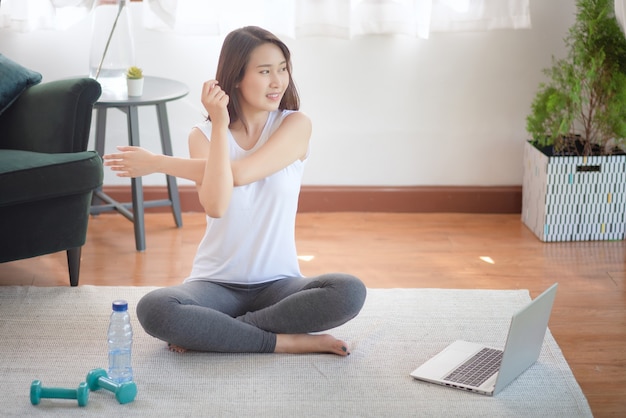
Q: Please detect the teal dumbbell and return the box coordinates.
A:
[30,380,89,407]
[86,368,137,404]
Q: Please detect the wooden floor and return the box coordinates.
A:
[1,212,624,416]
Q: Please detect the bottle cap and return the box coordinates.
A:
[112,300,128,312]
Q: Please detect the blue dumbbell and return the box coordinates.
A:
[30,380,89,407]
[86,368,137,404]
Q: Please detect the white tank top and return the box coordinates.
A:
[185,110,307,285]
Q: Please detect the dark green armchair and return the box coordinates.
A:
[0,57,103,286]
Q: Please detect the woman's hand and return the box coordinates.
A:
[201,80,230,127]
[103,146,159,178]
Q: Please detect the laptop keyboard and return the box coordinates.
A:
[444,347,503,387]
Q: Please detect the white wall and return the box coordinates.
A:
[0,0,575,187]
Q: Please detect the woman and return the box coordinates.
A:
[103,26,366,356]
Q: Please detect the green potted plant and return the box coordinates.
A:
[126,66,144,97]
[522,0,626,242]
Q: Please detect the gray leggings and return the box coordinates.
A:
[136,273,367,353]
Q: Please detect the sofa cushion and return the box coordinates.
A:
[0,150,103,207]
[0,54,42,116]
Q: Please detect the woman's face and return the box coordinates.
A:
[237,42,290,113]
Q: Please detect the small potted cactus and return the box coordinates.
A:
[126,66,144,97]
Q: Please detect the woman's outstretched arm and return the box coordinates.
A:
[103,145,206,183]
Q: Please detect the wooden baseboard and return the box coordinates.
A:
[100,185,522,213]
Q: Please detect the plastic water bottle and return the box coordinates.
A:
[108,300,133,383]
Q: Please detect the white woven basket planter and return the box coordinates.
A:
[522,141,626,242]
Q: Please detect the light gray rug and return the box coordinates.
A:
[0,286,592,417]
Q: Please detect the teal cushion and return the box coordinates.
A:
[0,54,42,115]
[0,149,103,207]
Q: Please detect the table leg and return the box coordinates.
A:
[94,108,107,156]
[156,102,183,228]
[91,108,108,209]
[127,105,146,251]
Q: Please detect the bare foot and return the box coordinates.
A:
[274,334,350,356]
[167,343,188,353]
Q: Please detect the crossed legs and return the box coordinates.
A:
[136,273,366,355]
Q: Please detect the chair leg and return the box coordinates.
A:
[66,247,82,287]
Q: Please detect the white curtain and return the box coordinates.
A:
[0,0,92,31]
[0,0,531,39]
[616,0,626,34]
[142,0,531,38]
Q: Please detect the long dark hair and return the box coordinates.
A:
[212,26,300,130]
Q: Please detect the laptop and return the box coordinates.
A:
[410,283,558,396]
